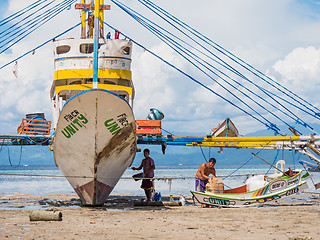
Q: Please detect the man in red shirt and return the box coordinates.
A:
[131,148,155,202]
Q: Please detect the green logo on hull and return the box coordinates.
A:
[104,113,129,135]
[61,113,88,139]
[104,118,121,135]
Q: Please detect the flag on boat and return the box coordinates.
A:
[12,61,18,78]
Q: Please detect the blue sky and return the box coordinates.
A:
[1,0,320,137]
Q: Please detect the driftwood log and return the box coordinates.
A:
[29,210,62,221]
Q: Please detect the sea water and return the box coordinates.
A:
[0,164,319,196]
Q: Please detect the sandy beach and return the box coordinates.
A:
[0,193,319,240]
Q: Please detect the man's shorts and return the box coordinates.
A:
[141,179,153,190]
[195,178,208,192]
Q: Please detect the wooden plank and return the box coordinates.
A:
[23,127,50,132]
[23,118,51,123]
[23,123,50,127]
[136,120,161,127]
[136,129,161,135]
[136,120,161,135]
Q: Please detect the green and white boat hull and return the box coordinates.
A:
[191,170,309,207]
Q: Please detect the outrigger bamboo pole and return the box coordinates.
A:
[289,127,320,161]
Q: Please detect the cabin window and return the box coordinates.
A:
[70,80,81,85]
[80,43,102,54]
[56,45,71,54]
[104,80,116,85]
[121,46,130,55]
[118,79,129,86]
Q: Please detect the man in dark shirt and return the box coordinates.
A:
[131,148,155,202]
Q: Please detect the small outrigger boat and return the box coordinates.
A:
[191,161,309,207]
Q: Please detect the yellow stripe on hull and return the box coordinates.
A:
[54,69,132,80]
[251,190,258,198]
[55,84,133,95]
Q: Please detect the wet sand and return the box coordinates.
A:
[0,193,319,240]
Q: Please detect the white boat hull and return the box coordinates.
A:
[53,89,136,205]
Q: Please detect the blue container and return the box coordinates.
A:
[154,192,161,201]
[146,108,164,120]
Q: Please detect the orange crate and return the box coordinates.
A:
[136,120,161,135]
[17,118,51,135]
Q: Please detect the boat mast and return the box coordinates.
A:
[92,0,100,89]
[75,0,109,87]
[81,0,86,39]
[100,0,104,37]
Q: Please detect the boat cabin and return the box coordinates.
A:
[50,38,135,129]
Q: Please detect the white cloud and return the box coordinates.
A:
[273,46,320,95]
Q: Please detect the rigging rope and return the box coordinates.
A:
[7,144,23,168]
[0,0,55,40]
[112,0,300,135]
[0,0,48,27]
[0,0,76,54]
[265,149,280,175]
[199,146,207,163]
[113,0,316,135]
[136,0,312,124]
[25,131,55,145]
[221,142,272,180]
[133,0,320,135]
[112,0,318,135]
[161,128,174,136]
[0,22,81,70]
[139,0,320,117]
[104,20,275,132]
[264,89,320,124]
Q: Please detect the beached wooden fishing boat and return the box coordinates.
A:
[191,163,309,207]
[51,1,137,205]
